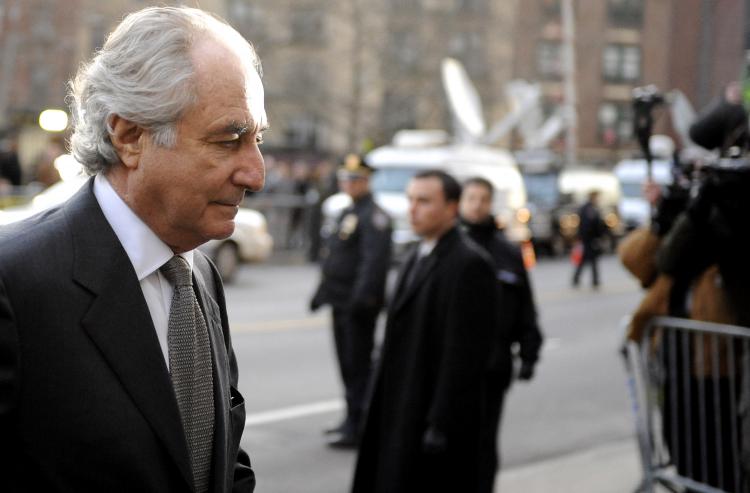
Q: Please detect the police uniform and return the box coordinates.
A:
[460,216,543,493]
[310,155,392,446]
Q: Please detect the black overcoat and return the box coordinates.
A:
[351,227,495,493]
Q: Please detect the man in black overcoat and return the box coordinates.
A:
[351,170,496,493]
[311,154,392,447]
[459,177,544,492]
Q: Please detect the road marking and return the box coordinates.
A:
[231,316,328,333]
[244,399,344,427]
[542,337,562,353]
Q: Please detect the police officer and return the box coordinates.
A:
[310,154,392,448]
[459,177,543,493]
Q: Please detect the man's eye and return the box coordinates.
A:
[255,134,264,145]
[219,139,240,148]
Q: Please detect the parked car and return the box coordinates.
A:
[0,154,272,282]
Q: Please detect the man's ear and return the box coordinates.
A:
[109,115,144,169]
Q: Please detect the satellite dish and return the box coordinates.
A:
[441,58,486,142]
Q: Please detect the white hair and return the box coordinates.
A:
[68,6,261,175]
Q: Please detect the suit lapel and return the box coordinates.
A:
[69,180,193,488]
[391,253,438,316]
[390,227,460,317]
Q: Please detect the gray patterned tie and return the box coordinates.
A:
[161,256,214,493]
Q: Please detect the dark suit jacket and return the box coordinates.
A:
[0,179,255,492]
[352,227,495,493]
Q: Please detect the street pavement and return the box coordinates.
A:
[224,253,647,492]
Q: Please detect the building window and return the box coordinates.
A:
[390,30,420,72]
[608,0,643,28]
[229,1,266,42]
[536,41,562,79]
[285,60,324,97]
[449,31,486,77]
[284,114,318,149]
[455,0,489,13]
[598,101,633,145]
[602,44,640,83]
[540,0,560,18]
[389,0,422,10]
[382,91,416,137]
[290,8,325,45]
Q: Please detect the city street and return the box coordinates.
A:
[226,253,645,492]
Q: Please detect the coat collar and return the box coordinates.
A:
[390,226,461,315]
[67,179,194,489]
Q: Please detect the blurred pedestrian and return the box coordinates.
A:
[459,177,544,493]
[0,7,264,491]
[310,154,392,448]
[352,170,495,493]
[307,159,338,262]
[572,190,605,288]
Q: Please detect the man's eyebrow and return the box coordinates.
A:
[211,121,250,136]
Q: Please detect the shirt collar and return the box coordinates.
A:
[93,173,194,281]
[418,239,437,257]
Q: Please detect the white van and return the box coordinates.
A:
[322,133,530,259]
[613,158,673,230]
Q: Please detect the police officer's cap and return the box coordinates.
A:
[337,153,374,180]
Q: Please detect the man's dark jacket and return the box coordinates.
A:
[462,217,543,386]
[311,192,391,310]
[0,180,255,492]
[351,227,495,493]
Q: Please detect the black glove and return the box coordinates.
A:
[517,362,535,381]
[309,293,322,312]
[422,426,447,455]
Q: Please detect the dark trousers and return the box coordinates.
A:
[572,244,600,286]
[478,371,510,493]
[332,306,378,433]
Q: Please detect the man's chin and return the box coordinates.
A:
[209,221,236,241]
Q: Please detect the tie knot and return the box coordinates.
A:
[160,256,193,287]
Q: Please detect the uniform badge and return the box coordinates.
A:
[339,213,358,239]
[372,210,389,231]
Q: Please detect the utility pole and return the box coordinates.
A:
[561,0,578,166]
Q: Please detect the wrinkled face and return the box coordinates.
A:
[407,176,457,240]
[132,37,267,253]
[460,183,493,224]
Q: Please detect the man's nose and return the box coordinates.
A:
[233,144,265,191]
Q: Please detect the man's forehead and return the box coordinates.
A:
[408,177,443,197]
[245,65,266,129]
[190,36,266,129]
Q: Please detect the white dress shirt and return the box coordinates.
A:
[418,238,437,258]
[93,173,194,369]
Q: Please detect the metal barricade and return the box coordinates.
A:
[625,316,750,493]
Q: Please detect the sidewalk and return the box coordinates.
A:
[497,439,641,493]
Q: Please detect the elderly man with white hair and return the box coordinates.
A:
[0,6,266,492]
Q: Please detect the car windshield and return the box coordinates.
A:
[620,182,643,198]
[523,173,559,208]
[370,167,420,193]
